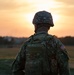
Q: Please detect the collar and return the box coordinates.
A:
[35,31,48,35]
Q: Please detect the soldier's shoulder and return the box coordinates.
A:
[53,36,67,52]
[47,35,66,50]
[21,35,33,47]
[20,35,33,50]
[47,34,58,42]
[47,34,54,39]
[24,35,33,43]
[52,36,69,59]
[52,35,62,44]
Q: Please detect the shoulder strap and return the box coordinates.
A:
[41,34,58,74]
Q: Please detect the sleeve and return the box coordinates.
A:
[12,43,27,75]
[56,39,70,75]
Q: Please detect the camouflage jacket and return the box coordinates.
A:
[12,32,70,75]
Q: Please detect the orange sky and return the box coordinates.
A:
[0,0,74,37]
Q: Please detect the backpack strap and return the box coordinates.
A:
[43,34,58,75]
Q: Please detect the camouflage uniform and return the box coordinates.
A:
[12,11,70,75]
[12,32,70,75]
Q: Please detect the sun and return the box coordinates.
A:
[24,13,34,23]
[19,0,60,24]
[52,14,60,23]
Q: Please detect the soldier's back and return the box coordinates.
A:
[25,32,59,75]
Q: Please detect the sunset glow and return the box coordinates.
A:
[0,0,74,37]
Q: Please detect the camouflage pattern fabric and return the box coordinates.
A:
[32,11,54,27]
[12,32,70,75]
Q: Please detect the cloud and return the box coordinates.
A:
[55,0,74,5]
[0,0,18,10]
[0,0,31,11]
[51,6,74,17]
[49,0,74,17]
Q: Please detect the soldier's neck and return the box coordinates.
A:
[35,27,49,33]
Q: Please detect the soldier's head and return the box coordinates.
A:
[32,10,54,32]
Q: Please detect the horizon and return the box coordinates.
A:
[0,35,74,38]
[0,0,74,37]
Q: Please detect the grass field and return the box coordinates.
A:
[0,46,74,75]
[66,46,74,69]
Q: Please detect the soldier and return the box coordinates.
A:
[12,11,70,75]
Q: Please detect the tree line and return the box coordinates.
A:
[0,36,74,47]
[59,36,74,46]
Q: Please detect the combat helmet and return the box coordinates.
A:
[32,10,54,27]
